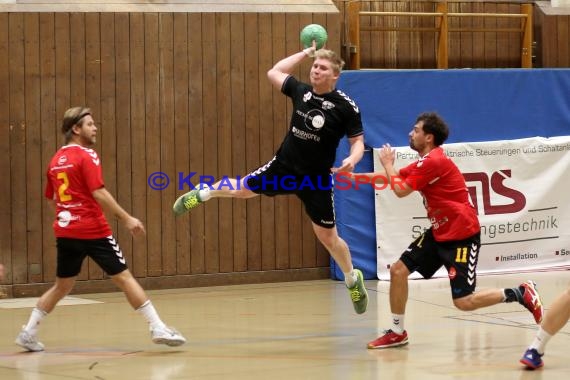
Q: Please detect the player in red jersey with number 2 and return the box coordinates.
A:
[15,107,186,352]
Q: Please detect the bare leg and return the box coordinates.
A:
[37,277,77,313]
[541,288,570,335]
[389,260,410,315]
[111,269,148,309]
[312,224,353,273]
[453,288,504,311]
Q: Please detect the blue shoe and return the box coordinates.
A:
[520,348,543,369]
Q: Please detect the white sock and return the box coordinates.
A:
[391,313,405,334]
[344,270,357,288]
[198,185,212,201]
[136,300,166,330]
[529,327,552,354]
[24,307,47,336]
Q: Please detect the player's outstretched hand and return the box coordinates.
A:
[125,216,146,237]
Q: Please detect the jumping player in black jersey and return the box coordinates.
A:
[173,43,368,314]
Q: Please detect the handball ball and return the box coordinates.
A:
[300,24,328,50]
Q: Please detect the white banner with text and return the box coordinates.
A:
[374,136,570,280]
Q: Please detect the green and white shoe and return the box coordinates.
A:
[173,189,203,216]
[347,269,368,314]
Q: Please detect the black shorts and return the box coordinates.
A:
[399,228,481,299]
[56,236,128,278]
[246,157,335,228]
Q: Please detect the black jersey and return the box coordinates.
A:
[275,76,363,174]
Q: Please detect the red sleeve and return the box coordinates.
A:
[400,157,440,191]
[81,149,105,192]
[45,170,54,200]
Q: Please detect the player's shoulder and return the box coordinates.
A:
[332,89,360,114]
[64,144,101,165]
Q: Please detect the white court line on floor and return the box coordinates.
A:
[0,296,102,309]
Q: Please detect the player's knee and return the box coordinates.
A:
[453,297,475,311]
[389,261,408,280]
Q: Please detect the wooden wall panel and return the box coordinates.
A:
[534,2,570,67]
[115,12,134,273]
[216,13,234,274]
[1,5,342,297]
[129,13,147,278]
[230,13,248,273]
[159,13,177,276]
[187,13,205,276]
[243,13,262,273]
[9,13,28,285]
[0,14,11,286]
[24,13,43,284]
[172,13,191,275]
[333,0,532,69]
[144,13,162,277]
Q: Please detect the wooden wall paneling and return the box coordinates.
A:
[216,13,234,274]
[114,12,134,270]
[268,12,287,272]
[459,2,474,68]
[471,2,485,67]
[360,1,372,69]
[24,13,43,284]
[496,3,510,67]
[0,13,11,284]
[483,3,498,68]
[422,1,436,68]
[508,4,522,67]
[243,12,262,272]
[100,12,119,276]
[38,13,57,282]
[85,12,105,280]
[541,11,557,66]
[50,13,71,281]
[201,13,220,274]
[397,1,412,68]
[158,12,177,276]
[129,13,148,278]
[556,15,569,67]
[229,13,248,273]
[172,13,191,275]
[9,13,28,284]
[69,13,86,106]
[408,1,423,68]
[38,13,56,282]
[448,2,462,68]
[187,13,205,275]
[144,13,162,277]
[533,6,543,67]
[257,12,275,272]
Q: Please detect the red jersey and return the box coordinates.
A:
[45,144,112,239]
[399,147,480,241]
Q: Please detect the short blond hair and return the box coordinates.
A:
[314,49,345,74]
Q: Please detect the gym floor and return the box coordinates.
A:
[0,271,568,379]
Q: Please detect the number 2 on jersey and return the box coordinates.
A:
[57,172,72,201]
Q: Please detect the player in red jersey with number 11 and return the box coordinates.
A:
[354,112,544,349]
